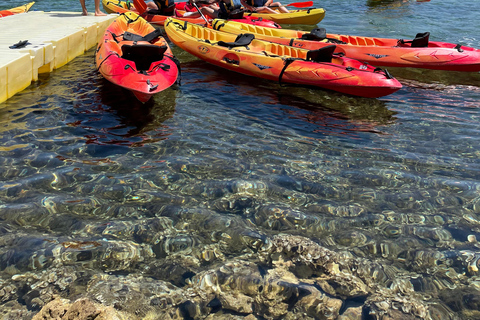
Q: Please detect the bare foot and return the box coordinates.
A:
[95,11,107,16]
[82,10,88,15]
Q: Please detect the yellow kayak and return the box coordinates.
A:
[245,8,325,25]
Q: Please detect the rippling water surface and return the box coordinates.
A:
[1,0,480,319]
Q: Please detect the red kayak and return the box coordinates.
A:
[177,1,280,28]
[102,0,207,25]
[96,12,179,102]
[126,0,280,28]
[231,16,279,28]
[212,20,480,72]
[175,9,280,28]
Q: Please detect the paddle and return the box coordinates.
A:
[265,1,313,9]
[132,0,148,14]
[192,2,210,25]
[285,1,313,7]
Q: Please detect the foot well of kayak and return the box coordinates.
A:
[121,44,168,71]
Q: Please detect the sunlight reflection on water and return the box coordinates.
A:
[1,0,480,318]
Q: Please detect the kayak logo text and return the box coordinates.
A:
[198,45,210,54]
[366,53,388,59]
[253,63,272,70]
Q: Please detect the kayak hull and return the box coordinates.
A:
[165,18,402,98]
[96,12,179,102]
[0,2,34,18]
[211,19,480,72]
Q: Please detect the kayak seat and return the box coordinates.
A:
[301,28,347,44]
[411,32,430,47]
[123,28,163,43]
[306,45,336,63]
[217,33,255,48]
[301,28,327,41]
[147,7,175,16]
[151,0,176,16]
[121,44,168,71]
[397,32,430,47]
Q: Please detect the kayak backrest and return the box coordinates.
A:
[152,0,176,15]
[306,45,336,63]
[398,32,430,47]
[123,29,163,43]
[411,32,430,47]
[301,28,327,41]
[121,44,168,71]
[217,33,255,48]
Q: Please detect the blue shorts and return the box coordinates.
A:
[252,0,268,6]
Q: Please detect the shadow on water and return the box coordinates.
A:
[275,86,396,124]
[75,78,179,147]
[179,59,396,137]
[66,49,179,147]
[388,67,480,88]
[366,0,413,9]
[274,90,396,135]
[0,49,179,150]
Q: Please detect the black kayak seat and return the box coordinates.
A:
[306,45,336,63]
[123,28,163,43]
[411,32,430,47]
[398,32,430,47]
[122,44,168,70]
[217,33,255,48]
[151,0,175,16]
[301,28,327,41]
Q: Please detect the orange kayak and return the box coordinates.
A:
[0,2,34,18]
[212,19,480,72]
[165,17,402,98]
[96,12,179,102]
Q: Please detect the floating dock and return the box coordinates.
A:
[0,11,117,103]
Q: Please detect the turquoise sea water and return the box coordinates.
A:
[1,0,480,319]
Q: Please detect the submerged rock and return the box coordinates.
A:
[18,234,464,319]
[31,297,133,320]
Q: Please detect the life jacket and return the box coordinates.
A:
[153,0,175,15]
[219,0,243,19]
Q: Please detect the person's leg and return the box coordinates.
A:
[146,1,158,9]
[181,11,201,17]
[94,0,107,15]
[79,0,88,15]
[257,6,277,13]
[201,7,218,18]
[270,2,290,13]
[271,2,288,12]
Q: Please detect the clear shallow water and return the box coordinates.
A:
[1,0,480,319]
